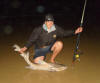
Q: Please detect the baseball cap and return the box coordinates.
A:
[45,14,54,21]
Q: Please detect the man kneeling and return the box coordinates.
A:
[19,14,83,64]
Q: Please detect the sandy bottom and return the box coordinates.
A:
[0,30,100,83]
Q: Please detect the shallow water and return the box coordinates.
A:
[0,30,100,83]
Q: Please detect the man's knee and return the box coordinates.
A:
[51,41,63,51]
[56,41,63,48]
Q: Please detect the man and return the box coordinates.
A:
[19,14,83,64]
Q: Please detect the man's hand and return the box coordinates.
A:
[75,27,83,34]
[19,47,27,54]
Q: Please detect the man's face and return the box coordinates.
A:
[45,21,54,29]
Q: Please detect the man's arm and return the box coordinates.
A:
[56,26,74,37]
[19,27,40,53]
[24,27,40,49]
[57,26,83,37]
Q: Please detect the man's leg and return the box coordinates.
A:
[50,41,63,63]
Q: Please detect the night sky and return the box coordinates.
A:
[0,0,100,34]
[0,0,99,15]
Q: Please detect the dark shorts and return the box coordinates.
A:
[33,44,53,59]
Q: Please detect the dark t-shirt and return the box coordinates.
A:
[25,24,75,49]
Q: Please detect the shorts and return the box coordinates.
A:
[33,44,53,59]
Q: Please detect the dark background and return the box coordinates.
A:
[0,0,100,36]
[0,1,100,83]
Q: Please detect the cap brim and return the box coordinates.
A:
[45,20,54,21]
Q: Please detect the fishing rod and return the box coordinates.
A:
[72,0,87,63]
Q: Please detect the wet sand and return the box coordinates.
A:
[0,28,100,83]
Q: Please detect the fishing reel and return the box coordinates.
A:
[74,53,80,62]
[72,51,82,64]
